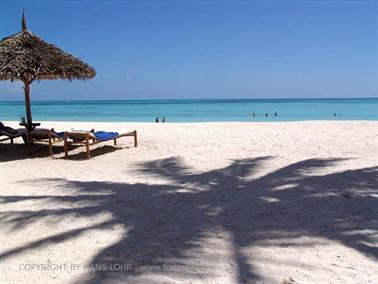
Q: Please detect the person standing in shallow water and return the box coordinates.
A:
[265,113,268,117]
[155,116,159,123]
[162,117,166,123]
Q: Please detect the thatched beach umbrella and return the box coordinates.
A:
[0,12,96,129]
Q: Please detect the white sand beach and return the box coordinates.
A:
[0,121,377,283]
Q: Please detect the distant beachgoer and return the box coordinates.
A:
[274,112,277,117]
[334,113,337,116]
[339,113,341,116]
[155,116,159,123]
[162,116,166,123]
[265,113,268,117]
[252,112,255,117]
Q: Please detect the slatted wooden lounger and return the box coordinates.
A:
[0,125,27,144]
[0,122,27,151]
[63,130,137,159]
[27,129,65,156]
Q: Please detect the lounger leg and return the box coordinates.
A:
[11,138,13,144]
[114,138,117,146]
[48,138,53,157]
[85,135,91,159]
[21,134,27,145]
[27,132,31,155]
[64,139,68,157]
[134,130,138,147]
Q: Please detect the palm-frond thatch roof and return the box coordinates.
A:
[0,15,96,82]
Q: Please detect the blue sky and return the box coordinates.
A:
[0,0,377,100]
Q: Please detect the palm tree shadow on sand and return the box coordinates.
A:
[0,156,377,283]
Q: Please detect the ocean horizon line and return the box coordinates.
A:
[1,97,377,102]
[2,119,377,124]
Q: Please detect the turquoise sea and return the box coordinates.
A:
[0,99,377,122]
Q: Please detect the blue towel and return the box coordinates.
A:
[94,131,119,141]
[56,132,65,138]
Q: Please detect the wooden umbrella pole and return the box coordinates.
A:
[23,79,32,129]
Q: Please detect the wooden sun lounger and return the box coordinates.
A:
[26,129,64,157]
[0,130,26,144]
[0,127,27,151]
[63,130,137,159]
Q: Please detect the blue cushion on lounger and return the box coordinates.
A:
[94,131,119,141]
[56,132,65,138]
